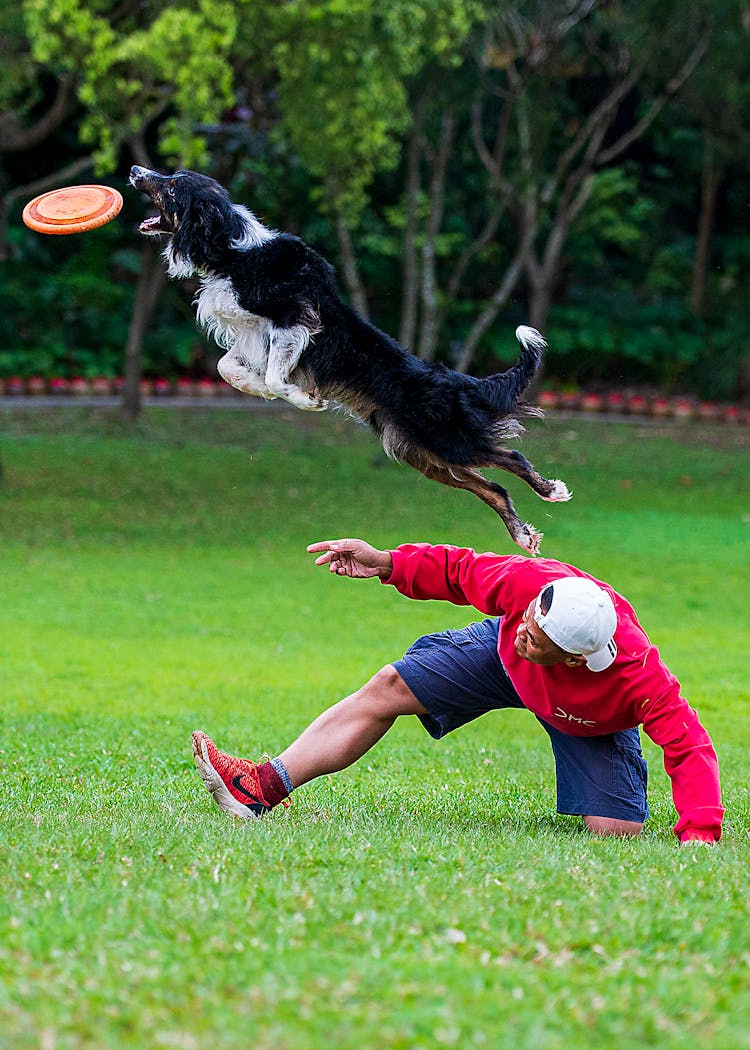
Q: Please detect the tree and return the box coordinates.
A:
[0,5,91,259]
[3,0,746,401]
[18,0,239,417]
[260,0,483,320]
[392,0,712,370]
[672,0,750,318]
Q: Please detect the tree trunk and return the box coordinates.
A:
[691,136,720,318]
[454,226,534,374]
[332,206,369,320]
[526,167,596,336]
[527,276,553,334]
[122,246,167,422]
[399,97,426,351]
[417,108,455,361]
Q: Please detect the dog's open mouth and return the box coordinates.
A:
[138,211,173,236]
[129,167,175,236]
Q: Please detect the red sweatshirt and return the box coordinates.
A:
[384,543,723,843]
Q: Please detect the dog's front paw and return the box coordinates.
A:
[515,523,543,556]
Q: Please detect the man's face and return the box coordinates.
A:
[514,600,574,666]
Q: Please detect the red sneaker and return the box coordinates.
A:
[192,731,271,819]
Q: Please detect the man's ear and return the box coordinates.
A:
[563,654,588,668]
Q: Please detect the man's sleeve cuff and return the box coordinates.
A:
[379,548,400,586]
[678,828,717,844]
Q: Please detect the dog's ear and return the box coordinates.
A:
[187,185,229,239]
[190,186,245,247]
[197,190,247,247]
[169,179,236,267]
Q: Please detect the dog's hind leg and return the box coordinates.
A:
[404,453,543,554]
[266,325,328,411]
[485,449,571,503]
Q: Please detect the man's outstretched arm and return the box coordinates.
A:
[310,539,521,614]
[307,539,393,579]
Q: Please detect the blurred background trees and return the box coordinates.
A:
[1,0,749,404]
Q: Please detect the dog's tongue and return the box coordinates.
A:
[139,215,164,234]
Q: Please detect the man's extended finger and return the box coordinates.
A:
[307,540,340,553]
[307,538,362,553]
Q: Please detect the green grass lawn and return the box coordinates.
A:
[0,405,748,1049]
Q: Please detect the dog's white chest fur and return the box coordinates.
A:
[196,275,325,409]
[195,275,269,371]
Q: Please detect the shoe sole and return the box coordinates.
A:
[191,732,264,820]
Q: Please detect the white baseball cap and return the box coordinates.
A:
[533,576,618,672]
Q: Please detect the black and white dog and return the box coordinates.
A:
[129,166,570,552]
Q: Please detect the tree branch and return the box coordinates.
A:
[596,35,708,165]
[399,89,428,350]
[329,190,370,320]
[446,199,508,301]
[541,57,645,205]
[417,107,455,360]
[128,133,156,169]
[0,156,94,259]
[0,75,78,153]
[2,156,94,211]
[454,221,536,374]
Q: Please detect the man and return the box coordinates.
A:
[192,539,723,843]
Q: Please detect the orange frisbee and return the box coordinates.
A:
[22,184,123,235]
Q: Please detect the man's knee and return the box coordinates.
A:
[361,664,427,717]
[583,815,643,837]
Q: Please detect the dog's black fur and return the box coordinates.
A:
[129,166,570,552]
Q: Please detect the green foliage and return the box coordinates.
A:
[268,0,482,217]
[22,0,237,170]
[0,408,747,1047]
[0,195,199,380]
[569,167,659,268]
[547,288,750,398]
[0,4,42,115]
[0,221,130,377]
[3,1,750,398]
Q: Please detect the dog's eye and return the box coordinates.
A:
[165,184,176,198]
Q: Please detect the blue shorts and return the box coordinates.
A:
[393,618,649,823]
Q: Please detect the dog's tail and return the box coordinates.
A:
[480,325,546,416]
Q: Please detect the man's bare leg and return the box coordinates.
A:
[194,660,645,837]
[277,665,427,788]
